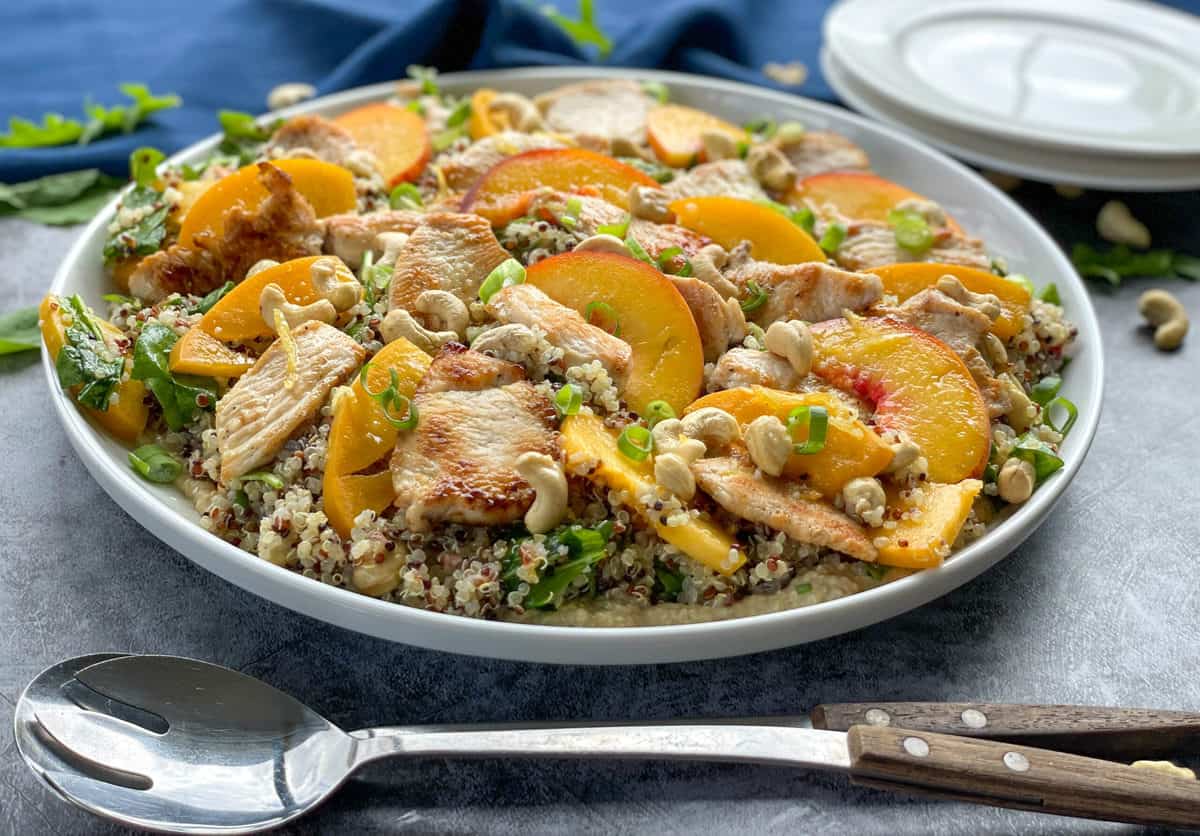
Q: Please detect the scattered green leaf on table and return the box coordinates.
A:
[1072,243,1200,286]
[0,169,123,226]
[0,306,40,354]
[541,0,613,59]
[0,84,180,148]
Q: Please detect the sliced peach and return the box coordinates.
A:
[562,412,744,576]
[178,159,356,248]
[40,295,149,442]
[669,196,825,265]
[871,480,983,569]
[646,104,748,168]
[868,262,1031,341]
[685,386,893,499]
[324,337,431,538]
[811,316,989,484]
[525,251,703,414]
[461,149,658,226]
[333,103,431,186]
[788,172,963,234]
[467,88,504,140]
[169,256,357,377]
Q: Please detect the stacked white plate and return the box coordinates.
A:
[823,0,1200,190]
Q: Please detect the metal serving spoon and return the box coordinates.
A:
[15,654,1200,833]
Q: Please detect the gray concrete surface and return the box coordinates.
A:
[1,182,1198,834]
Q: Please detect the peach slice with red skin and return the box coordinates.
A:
[525,250,703,415]
[646,104,748,168]
[669,196,825,265]
[788,172,964,234]
[460,148,658,226]
[333,103,431,186]
[867,262,1031,341]
[811,316,990,484]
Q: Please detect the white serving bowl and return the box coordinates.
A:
[43,68,1103,664]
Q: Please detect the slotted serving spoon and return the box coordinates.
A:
[15,654,1200,833]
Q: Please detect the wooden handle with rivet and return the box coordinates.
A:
[846,725,1200,829]
[812,702,1200,760]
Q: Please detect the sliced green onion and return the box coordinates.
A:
[358,364,419,430]
[743,117,777,139]
[101,293,137,305]
[241,470,285,490]
[1043,396,1078,437]
[445,98,471,128]
[746,322,766,349]
[641,80,669,103]
[623,234,654,265]
[128,444,182,484]
[775,121,806,144]
[405,99,425,115]
[559,196,583,229]
[1012,433,1064,482]
[656,564,683,599]
[656,246,683,268]
[1007,273,1035,294]
[1039,283,1062,305]
[596,213,631,238]
[584,300,621,337]
[478,258,526,303]
[736,140,750,159]
[818,222,847,255]
[643,399,676,428]
[674,259,694,277]
[887,209,933,254]
[389,183,423,210]
[1030,374,1062,406]
[554,383,582,417]
[559,524,610,556]
[432,127,464,152]
[863,563,889,581]
[793,582,814,595]
[232,489,250,511]
[754,198,814,233]
[741,280,769,313]
[617,424,653,461]
[786,405,829,454]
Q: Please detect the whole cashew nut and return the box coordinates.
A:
[841,476,886,527]
[700,130,740,162]
[654,452,697,501]
[352,553,404,597]
[1097,200,1151,249]
[690,244,739,299]
[628,185,673,223]
[744,414,791,477]
[515,452,568,534]
[376,232,410,267]
[722,297,748,346]
[267,82,316,112]
[380,309,457,354]
[259,283,337,333]
[651,418,706,460]
[488,92,545,132]
[745,144,797,193]
[680,407,741,450]
[936,275,1002,321]
[764,319,814,377]
[884,439,922,474]
[414,290,469,337]
[1138,288,1188,351]
[997,457,1036,504]
[573,234,630,256]
[310,257,363,312]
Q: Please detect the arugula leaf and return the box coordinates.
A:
[0,169,123,226]
[195,281,234,315]
[0,84,179,148]
[53,296,124,411]
[1071,243,1199,286]
[0,306,40,355]
[131,321,217,431]
[541,0,613,59]
[216,109,282,165]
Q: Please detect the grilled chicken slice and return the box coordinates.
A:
[265,115,358,166]
[417,343,526,394]
[725,255,883,325]
[388,212,510,311]
[441,131,568,192]
[669,276,745,362]
[774,132,870,179]
[391,381,559,531]
[664,160,767,202]
[692,454,877,562]
[534,80,654,147]
[215,321,365,483]
[129,163,324,301]
[709,348,802,392]
[486,284,631,384]
[323,209,424,268]
[834,221,989,272]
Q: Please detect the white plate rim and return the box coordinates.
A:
[822,48,1200,191]
[41,66,1104,665]
[825,0,1200,158]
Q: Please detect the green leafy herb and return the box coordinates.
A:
[430,97,473,152]
[887,208,933,254]
[755,198,815,234]
[741,280,769,313]
[404,99,426,116]
[358,250,394,308]
[655,245,690,275]
[617,156,675,183]
[641,80,669,104]
[793,582,814,595]
[53,295,124,411]
[102,293,136,306]
[102,186,169,264]
[389,182,423,210]
[643,399,676,429]
[541,0,613,59]
[554,383,583,417]
[584,300,621,336]
[0,306,40,355]
[128,444,182,484]
[525,521,615,608]
[358,363,419,430]
[655,562,683,600]
[623,234,654,265]
[216,109,281,165]
[406,65,440,96]
[130,146,165,187]
[479,258,527,303]
[786,405,828,454]
[743,117,777,140]
[746,321,767,350]
[0,169,123,226]
[1071,243,1199,287]
[983,462,999,484]
[1038,283,1061,305]
[818,222,847,255]
[195,281,235,315]
[1006,273,1035,294]
[1011,433,1064,482]
[0,83,180,148]
[131,321,218,431]
[617,424,653,461]
[1043,396,1078,437]
[863,563,889,582]
[596,213,631,238]
[241,471,285,490]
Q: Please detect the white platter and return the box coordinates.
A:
[825,0,1200,157]
[822,48,1200,191]
[43,67,1103,664]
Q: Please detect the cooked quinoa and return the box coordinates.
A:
[43,73,1080,627]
